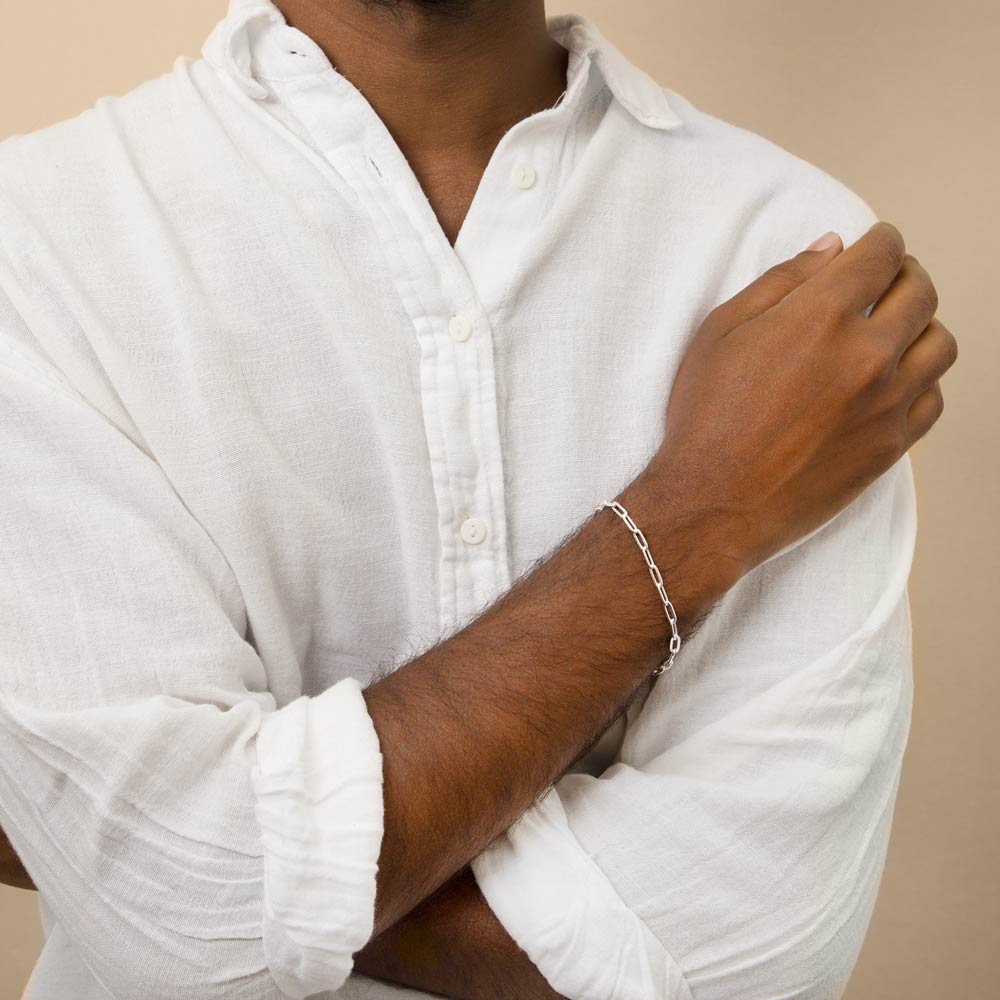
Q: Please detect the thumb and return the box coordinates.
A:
[712,230,844,332]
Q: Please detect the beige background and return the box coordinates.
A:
[1,1,996,997]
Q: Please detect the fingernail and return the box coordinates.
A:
[806,231,840,252]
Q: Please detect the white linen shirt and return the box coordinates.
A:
[0,2,916,998]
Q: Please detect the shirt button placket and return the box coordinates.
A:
[445,302,501,619]
[448,314,473,342]
[460,516,488,546]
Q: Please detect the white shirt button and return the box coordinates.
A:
[511,163,537,190]
[460,517,488,545]
[448,314,473,342]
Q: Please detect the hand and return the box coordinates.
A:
[652,222,956,579]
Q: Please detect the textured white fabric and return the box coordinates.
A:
[0,1,915,998]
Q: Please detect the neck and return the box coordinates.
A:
[273,0,568,163]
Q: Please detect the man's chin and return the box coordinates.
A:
[359,0,486,20]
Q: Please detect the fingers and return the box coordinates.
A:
[900,317,955,448]
[896,317,959,398]
[906,381,945,444]
[812,220,907,316]
[868,254,940,357]
[710,231,844,331]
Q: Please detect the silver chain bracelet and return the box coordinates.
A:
[597,500,682,675]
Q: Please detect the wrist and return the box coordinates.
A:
[612,454,749,636]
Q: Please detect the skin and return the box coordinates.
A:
[0,2,958,998]
[274,0,569,244]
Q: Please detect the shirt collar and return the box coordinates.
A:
[202,0,682,131]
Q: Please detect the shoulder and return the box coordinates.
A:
[0,57,230,411]
[658,87,880,263]
[0,67,164,186]
[0,56,227,257]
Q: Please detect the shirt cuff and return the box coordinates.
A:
[251,676,384,998]
[471,787,692,1000]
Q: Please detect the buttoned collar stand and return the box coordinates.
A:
[203,0,684,129]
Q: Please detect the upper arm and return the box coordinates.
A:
[0,282,383,998]
[0,279,278,994]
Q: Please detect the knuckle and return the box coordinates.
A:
[870,429,905,471]
[932,382,945,418]
[876,219,906,253]
[941,328,959,369]
[922,273,940,315]
[855,353,891,394]
[909,384,945,443]
[766,259,808,296]
[868,221,906,275]
[908,264,939,318]
[853,337,894,390]
[921,323,958,382]
[905,286,938,331]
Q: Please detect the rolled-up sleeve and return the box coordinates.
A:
[473,451,916,999]
[0,317,384,998]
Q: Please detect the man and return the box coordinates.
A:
[0,0,955,997]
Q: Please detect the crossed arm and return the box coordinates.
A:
[353,868,565,999]
[0,833,562,999]
[0,441,920,1000]
[0,216,940,997]
[0,454,917,1000]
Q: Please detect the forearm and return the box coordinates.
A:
[366,455,736,934]
[0,460,729,919]
[354,868,564,1000]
